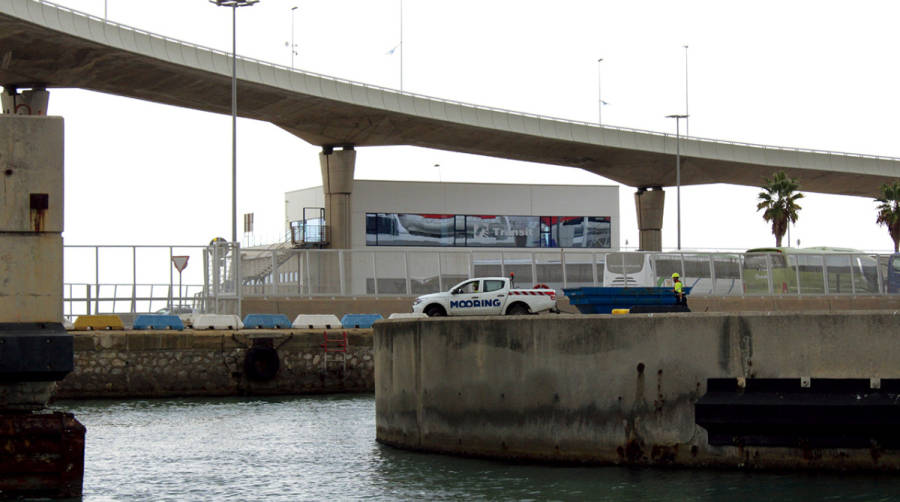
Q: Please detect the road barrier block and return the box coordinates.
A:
[341,313,383,329]
[73,315,124,331]
[192,314,243,330]
[132,314,184,331]
[388,313,428,319]
[243,314,292,329]
[292,314,341,330]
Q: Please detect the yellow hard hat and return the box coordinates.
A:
[671,273,680,279]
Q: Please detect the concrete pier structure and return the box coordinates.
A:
[634,187,664,251]
[375,313,900,470]
[319,146,356,249]
[0,114,83,498]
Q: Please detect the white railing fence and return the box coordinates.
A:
[237,248,897,298]
[63,245,900,317]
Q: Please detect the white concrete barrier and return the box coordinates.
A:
[292,314,342,330]
[387,313,428,319]
[192,314,243,330]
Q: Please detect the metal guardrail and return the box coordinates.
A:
[237,248,898,298]
[25,0,900,163]
[63,245,900,318]
[63,282,204,318]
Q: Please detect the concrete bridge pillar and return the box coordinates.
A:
[1,87,49,116]
[634,187,665,251]
[0,114,84,498]
[319,146,356,249]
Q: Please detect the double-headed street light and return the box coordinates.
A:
[665,114,688,250]
[209,0,259,245]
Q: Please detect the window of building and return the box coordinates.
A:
[366,213,611,248]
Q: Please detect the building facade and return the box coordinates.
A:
[285,180,620,251]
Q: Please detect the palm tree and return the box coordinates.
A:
[875,181,900,252]
[757,171,803,247]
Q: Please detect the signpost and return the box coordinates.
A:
[172,256,189,306]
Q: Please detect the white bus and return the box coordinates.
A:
[602,252,743,295]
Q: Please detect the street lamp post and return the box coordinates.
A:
[291,6,298,69]
[597,58,603,125]
[666,114,688,250]
[683,45,689,136]
[209,0,259,246]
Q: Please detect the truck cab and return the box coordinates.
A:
[412,277,557,317]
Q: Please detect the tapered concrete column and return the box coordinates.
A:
[1,87,49,116]
[634,187,664,251]
[319,146,356,249]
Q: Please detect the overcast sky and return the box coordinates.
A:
[19,0,900,252]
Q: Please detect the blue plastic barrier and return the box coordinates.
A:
[243,314,292,329]
[562,287,692,315]
[340,313,383,329]
[132,314,184,330]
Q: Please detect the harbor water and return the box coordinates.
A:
[54,395,900,501]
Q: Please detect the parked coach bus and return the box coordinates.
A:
[742,247,879,295]
[602,252,743,295]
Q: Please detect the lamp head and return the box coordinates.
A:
[209,0,259,7]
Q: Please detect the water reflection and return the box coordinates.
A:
[56,395,900,501]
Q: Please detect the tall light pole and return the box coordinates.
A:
[290,6,298,69]
[683,45,689,136]
[210,0,259,245]
[597,58,603,125]
[666,114,688,250]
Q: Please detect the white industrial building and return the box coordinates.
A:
[285,180,620,251]
[273,180,620,296]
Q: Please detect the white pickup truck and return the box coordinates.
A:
[412,277,558,317]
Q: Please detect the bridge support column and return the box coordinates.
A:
[634,186,665,251]
[0,115,84,498]
[319,146,356,249]
[1,87,49,116]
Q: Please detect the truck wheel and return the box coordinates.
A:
[506,303,529,315]
[425,305,446,317]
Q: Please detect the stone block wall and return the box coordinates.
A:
[56,330,374,399]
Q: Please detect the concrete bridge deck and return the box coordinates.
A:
[1,0,899,197]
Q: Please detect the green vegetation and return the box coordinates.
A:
[757,171,803,247]
[875,181,900,253]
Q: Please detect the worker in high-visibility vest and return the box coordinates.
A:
[672,272,686,306]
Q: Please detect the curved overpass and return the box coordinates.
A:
[1,0,898,198]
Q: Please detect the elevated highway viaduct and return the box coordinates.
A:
[2,0,900,250]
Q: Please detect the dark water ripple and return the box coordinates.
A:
[53,395,900,501]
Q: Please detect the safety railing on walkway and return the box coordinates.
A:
[63,243,221,317]
[63,283,205,318]
[64,245,900,318]
[237,248,899,298]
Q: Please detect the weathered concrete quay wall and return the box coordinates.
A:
[375,312,900,470]
[56,330,374,399]
[244,294,900,319]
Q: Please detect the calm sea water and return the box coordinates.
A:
[52,395,900,501]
